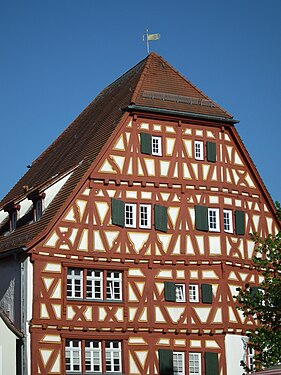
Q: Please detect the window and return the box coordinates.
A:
[173,352,185,375]
[10,210,18,231]
[189,353,201,375]
[175,284,186,302]
[247,346,255,372]
[201,284,213,304]
[189,285,199,302]
[66,339,82,372]
[125,203,136,228]
[67,268,122,301]
[235,210,245,235]
[206,141,216,162]
[112,198,166,232]
[194,141,204,160]
[65,339,122,374]
[223,209,233,233]
[35,199,43,221]
[139,204,151,229]
[208,208,220,232]
[152,136,162,156]
[140,132,162,156]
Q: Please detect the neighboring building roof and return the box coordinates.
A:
[0,53,277,255]
[0,308,24,338]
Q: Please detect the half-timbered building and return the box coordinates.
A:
[0,53,279,375]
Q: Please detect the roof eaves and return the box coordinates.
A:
[0,309,24,338]
[126,104,239,124]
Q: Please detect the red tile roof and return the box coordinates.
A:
[0,52,276,255]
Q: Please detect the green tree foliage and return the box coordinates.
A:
[235,202,281,373]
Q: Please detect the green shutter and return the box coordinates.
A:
[202,284,213,304]
[158,349,173,375]
[235,210,245,235]
[111,198,125,227]
[205,352,219,375]
[164,282,176,302]
[155,205,168,232]
[206,141,216,162]
[140,133,152,154]
[250,286,259,300]
[195,205,208,231]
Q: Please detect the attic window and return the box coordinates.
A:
[27,191,45,222]
[4,203,21,232]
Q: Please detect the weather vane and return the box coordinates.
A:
[142,28,160,54]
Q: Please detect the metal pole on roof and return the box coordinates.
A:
[146,28,149,54]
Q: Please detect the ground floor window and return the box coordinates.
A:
[65,339,122,374]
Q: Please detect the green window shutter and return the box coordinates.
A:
[206,141,216,162]
[155,205,168,232]
[235,210,245,235]
[205,352,219,375]
[111,198,125,227]
[140,133,152,155]
[158,349,173,375]
[195,205,208,231]
[250,286,259,300]
[164,282,176,302]
[202,284,213,304]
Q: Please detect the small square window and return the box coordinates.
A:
[139,204,151,229]
[175,284,186,302]
[208,208,220,232]
[152,136,162,156]
[194,141,204,160]
[125,203,136,228]
[189,284,199,302]
[223,209,233,233]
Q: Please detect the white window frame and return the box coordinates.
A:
[189,284,199,302]
[208,208,220,232]
[125,203,137,228]
[106,271,122,301]
[85,340,102,373]
[223,209,233,233]
[175,284,186,302]
[189,352,202,375]
[247,346,255,372]
[67,268,83,299]
[86,270,103,300]
[65,339,82,373]
[139,204,151,229]
[152,136,162,156]
[173,351,185,375]
[194,141,204,160]
[105,341,122,373]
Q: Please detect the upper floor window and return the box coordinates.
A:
[67,268,122,301]
[189,284,199,302]
[194,141,204,160]
[173,352,185,375]
[189,353,202,375]
[208,208,220,232]
[152,136,162,156]
[125,203,136,228]
[139,204,151,229]
[65,339,122,374]
[175,284,186,302]
[223,209,233,233]
[140,132,162,156]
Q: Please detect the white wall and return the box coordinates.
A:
[225,334,248,375]
[0,317,17,375]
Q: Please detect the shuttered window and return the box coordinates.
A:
[250,286,259,301]
[195,205,208,231]
[140,132,152,154]
[164,282,176,302]
[201,284,213,304]
[235,210,245,235]
[111,198,125,227]
[204,352,219,375]
[206,141,216,162]
[158,349,173,375]
[155,204,168,232]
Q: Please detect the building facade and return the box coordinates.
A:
[0,53,279,375]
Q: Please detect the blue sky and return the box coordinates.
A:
[0,0,280,204]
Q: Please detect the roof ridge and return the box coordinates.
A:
[153,53,233,119]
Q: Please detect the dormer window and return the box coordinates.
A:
[4,203,20,232]
[27,191,45,222]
